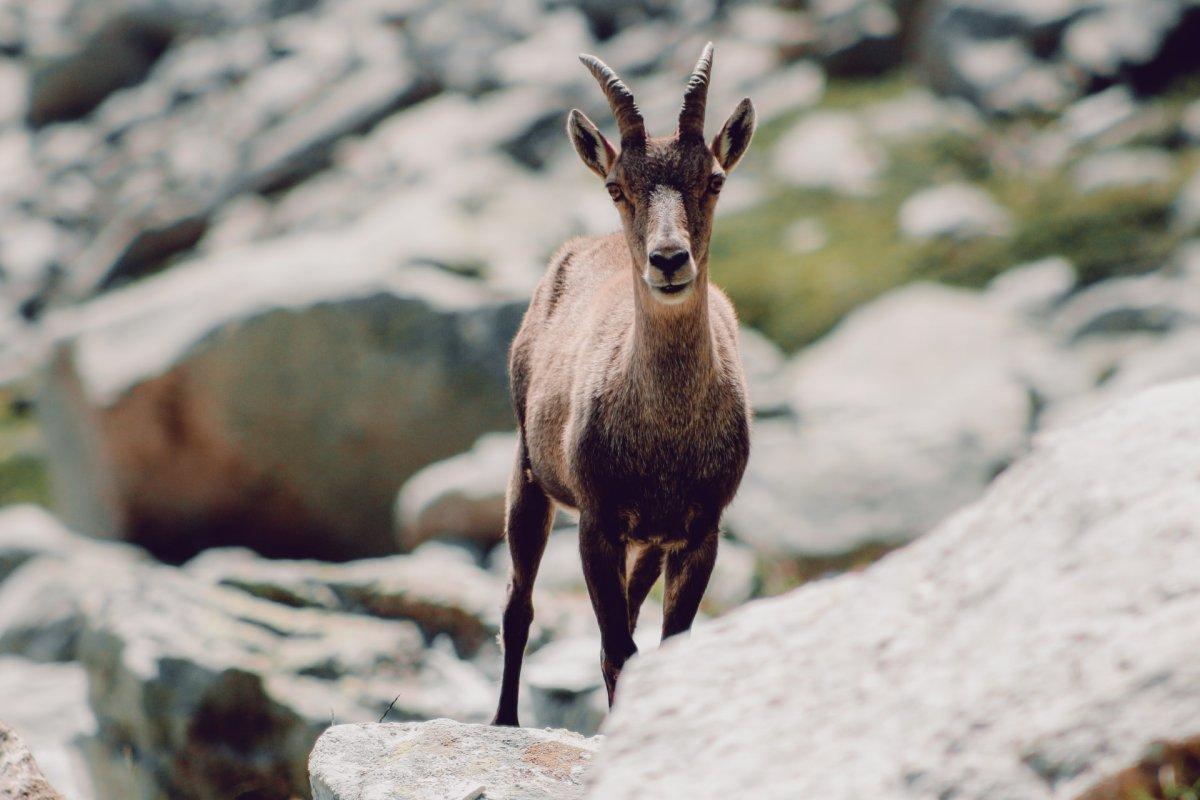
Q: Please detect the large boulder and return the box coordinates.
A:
[725,283,1065,558]
[309,720,600,800]
[588,379,1200,799]
[38,238,524,561]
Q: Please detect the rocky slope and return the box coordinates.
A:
[586,378,1200,799]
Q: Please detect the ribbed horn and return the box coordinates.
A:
[678,41,714,139]
[579,53,645,145]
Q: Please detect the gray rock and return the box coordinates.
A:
[773,111,887,197]
[898,182,1012,240]
[984,257,1076,319]
[1175,169,1200,232]
[740,61,825,124]
[726,284,1054,557]
[78,558,493,800]
[0,658,95,800]
[38,237,524,561]
[396,431,517,552]
[0,719,67,800]
[309,720,600,800]
[590,378,1200,799]
[738,327,793,417]
[810,0,903,77]
[1050,272,1200,342]
[1182,97,1200,143]
[185,545,527,659]
[1072,147,1175,194]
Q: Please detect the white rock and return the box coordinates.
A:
[726,284,1055,557]
[396,431,518,551]
[985,257,1076,319]
[898,182,1012,240]
[309,720,600,800]
[773,111,887,197]
[590,379,1200,799]
[1072,148,1175,194]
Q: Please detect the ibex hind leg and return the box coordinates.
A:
[492,442,553,727]
[625,544,663,634]
[661,531,718,640]
[579,511,638,707]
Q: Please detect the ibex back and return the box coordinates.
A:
[493,43,755,726]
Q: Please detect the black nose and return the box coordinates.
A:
[649,248,690,277]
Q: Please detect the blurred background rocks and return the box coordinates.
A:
[0,0,1199,797]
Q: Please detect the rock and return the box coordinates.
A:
[309,719,600,800]
[1050,272,1200,342]
[809,0,903,77]
[0,505,78,583]
[38,236,524,562]
[773,111,887,197]
[741,61,825,123]
[862,89,981,142]
[0,658,95,800]
[1175,169,1200,232]
[523,638,608,735]
[1059,85,1139,146]
[396,431,517,552]
[589,379,1200,799]
[1072,147,1175,194]
[0,719,67,800]
[737,327,793,418]
[78,558,493,800]
[1182,97,1200,143]
[26,10,176,128]
[985,257,1076,319]
[185,546,529,659]
[726,284,1056,557]
[898,182,1012,240]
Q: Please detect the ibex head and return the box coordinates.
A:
[567,43,756,306]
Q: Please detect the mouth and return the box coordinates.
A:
[648,278,694,296]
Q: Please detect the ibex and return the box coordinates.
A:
[493,43,755,726]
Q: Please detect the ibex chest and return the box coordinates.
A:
[574,383,749,542]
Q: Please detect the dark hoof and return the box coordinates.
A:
[491,714,519,727]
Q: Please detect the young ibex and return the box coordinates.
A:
[493,43,755,726]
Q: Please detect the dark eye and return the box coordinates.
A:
[606,182,624,203]
[707,174,726,195]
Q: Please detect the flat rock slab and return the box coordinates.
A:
[309,720,600,800]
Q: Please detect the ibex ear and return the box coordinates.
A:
[712,98,756,172]
[567,109,616,180]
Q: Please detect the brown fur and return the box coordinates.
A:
[492,45,756,726]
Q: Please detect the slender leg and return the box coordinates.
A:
[579,511,638,707]
[625,544,663,634]
[661,531,718,640]
[492,442,553,727]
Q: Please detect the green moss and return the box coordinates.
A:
[712,89,1187,351]
[0,390,50,507]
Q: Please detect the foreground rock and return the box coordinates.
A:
[309,720,599,800]
[0,721,66,800]
[39,239,524,561]
[591,379,1200,798]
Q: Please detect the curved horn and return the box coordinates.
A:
[678,41,714,139]
[579,53,645,145]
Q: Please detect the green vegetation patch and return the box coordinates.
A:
[710,72,1190,351]
[0,389,50,507]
